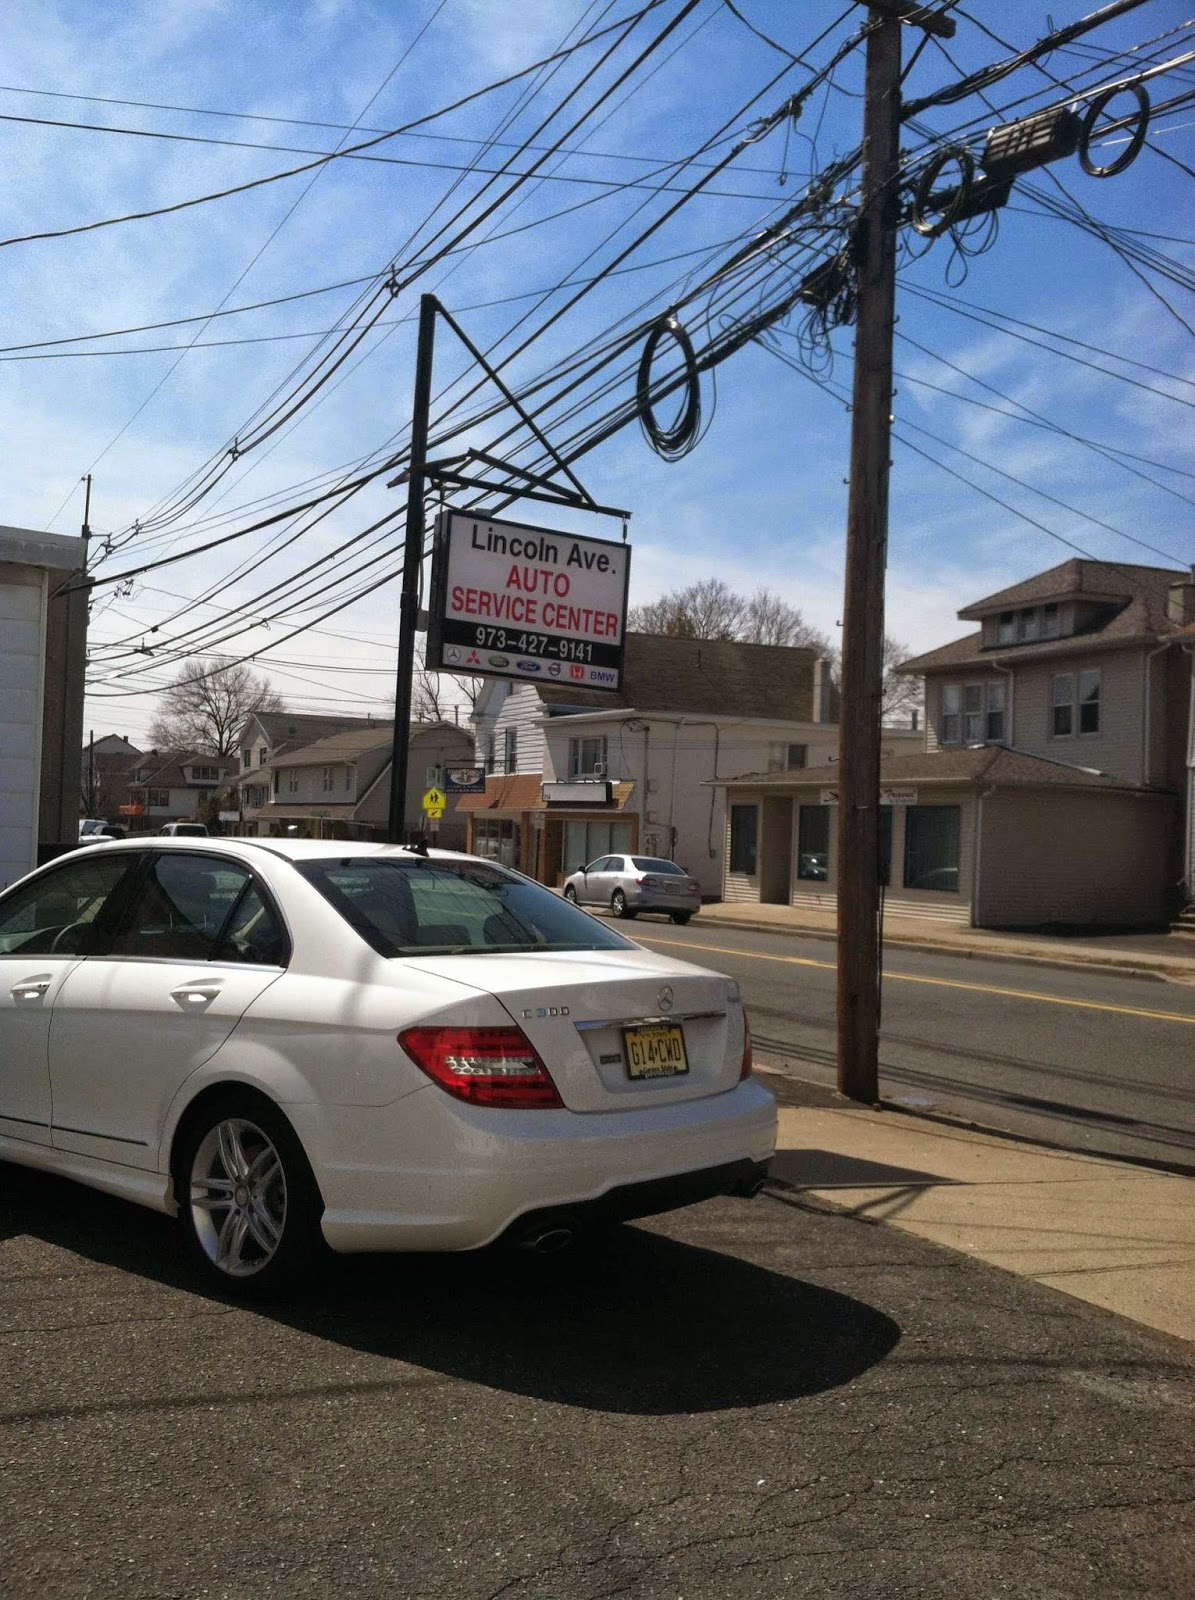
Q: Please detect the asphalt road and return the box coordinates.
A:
[3,1146,1194,1600]
[623,918,1195,1173]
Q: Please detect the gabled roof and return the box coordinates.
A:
[130,751,236,787]
[88,735,142,757]
[533,632,824,719]
[899,560,1188,675]
[267,720,468,770]
[720,745,1151,794]
[272,725,397,768]
[957,559,1183,619]
[246,711,381,747]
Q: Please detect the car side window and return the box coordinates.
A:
[586,857,609,873]
[212,882,289,967]
[0,854,135,957]
[109,855,271,962]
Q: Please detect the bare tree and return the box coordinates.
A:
[741,586,836,653]
[627,576,920,726]
[414,642,483,724]
[628,577,745,640]
[881,636,923,726]
[147,657,282,756]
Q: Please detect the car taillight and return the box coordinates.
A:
[638,875,661,887]
[740,1010,753,1080]
[398,1025,563,1109]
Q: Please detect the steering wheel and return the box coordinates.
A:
[48,921,88,954]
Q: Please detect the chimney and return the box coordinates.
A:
[812,657,832,723]
[1166,577,1195,627]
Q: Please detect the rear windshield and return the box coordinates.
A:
[296,856,636,958]
[630,857,685,874]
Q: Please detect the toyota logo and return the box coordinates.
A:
[657,985,674,1012]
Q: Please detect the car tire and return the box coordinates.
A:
[563,885,578,903]
[176,1091,325,1298]
[611,890,636,919]
[670,911,692,925]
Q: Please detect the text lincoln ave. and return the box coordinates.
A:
[449,523,623,636]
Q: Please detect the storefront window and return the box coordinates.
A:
[473,817,517,868]
[729,806,758,875]
[797,806,830,881]
[903,805,961,894]
[562,818,633,875]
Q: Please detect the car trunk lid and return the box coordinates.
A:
[398,949,743,1111]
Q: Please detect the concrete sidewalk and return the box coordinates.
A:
[770,1098,1195,1344]
[695,897,1195,984]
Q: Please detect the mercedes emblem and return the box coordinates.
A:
[657,985,674,1012]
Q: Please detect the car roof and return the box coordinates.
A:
[67,836,472,866]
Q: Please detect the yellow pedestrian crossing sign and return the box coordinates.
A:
[422,786,446,819]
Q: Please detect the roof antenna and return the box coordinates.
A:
[403,837,430,857]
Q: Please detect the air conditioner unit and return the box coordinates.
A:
[591,761,605,777]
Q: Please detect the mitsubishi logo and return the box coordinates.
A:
[657,985,674,1012]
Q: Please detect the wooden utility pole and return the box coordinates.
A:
[837,6,950,1102]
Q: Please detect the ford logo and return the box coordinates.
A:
[516,660,542,674]
[488,654,509,668]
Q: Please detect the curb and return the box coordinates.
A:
[692,913,1190,985]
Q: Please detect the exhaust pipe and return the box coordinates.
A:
[517,1224,577,1255]
[737,1175,768,1198]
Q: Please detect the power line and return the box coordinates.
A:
[104,0,700,546]
[0,0,672,250]
[902,284,1195,405]
[0,111,787,202]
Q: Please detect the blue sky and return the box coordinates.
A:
[2,0,1192,745]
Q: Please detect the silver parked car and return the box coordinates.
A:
[563,855,702,924]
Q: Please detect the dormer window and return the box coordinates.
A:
[1017,608,1041,642]
[997,611,1015,644]
[1042,602,1060,638]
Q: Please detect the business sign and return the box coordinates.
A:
[820,788,918,806]
[444,765,486,794]
[426,511,631,692]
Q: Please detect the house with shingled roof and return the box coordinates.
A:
[234,710,384,816]
[238,720,474,846]
[715,559,1195,928]
[460,632,920,897]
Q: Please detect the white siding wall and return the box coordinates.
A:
[0,568,46,888]
[491,684,547,773]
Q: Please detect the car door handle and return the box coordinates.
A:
[11,976,52,1002]
[170,982,223,1008]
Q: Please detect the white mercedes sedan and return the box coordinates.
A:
[0,839,775,1295]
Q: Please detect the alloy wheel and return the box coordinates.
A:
[189,1117,288,1278]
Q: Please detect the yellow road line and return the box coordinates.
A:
[633,933,1195,1027]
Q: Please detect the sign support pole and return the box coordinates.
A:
[388,294,437,844]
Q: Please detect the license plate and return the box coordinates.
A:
[623,1023,688,1079]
